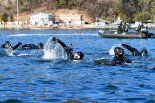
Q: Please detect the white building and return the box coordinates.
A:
[30,13,55,25]
[59,12,83,25]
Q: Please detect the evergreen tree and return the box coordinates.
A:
[10,15,14,22]
[2,13,8,22]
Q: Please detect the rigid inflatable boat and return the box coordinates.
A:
[98,30,155,39]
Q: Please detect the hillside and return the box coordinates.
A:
[17,7,93,23]
[1,0,155,22]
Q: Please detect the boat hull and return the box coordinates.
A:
[98,31,155,39]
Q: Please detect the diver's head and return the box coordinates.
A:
[74,51,84,60]
[114,47,124,57]
[51,37,57,41]
[3,41,11,48]
[141,49,148,56]
[38,43,44,49]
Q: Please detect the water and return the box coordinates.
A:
[1,29,155,103]
[43,37,67,60]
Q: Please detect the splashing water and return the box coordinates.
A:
[43,37,67,60]
[109,44,131,56]
[5,48,15,56]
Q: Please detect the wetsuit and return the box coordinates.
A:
[94,47,131,65]
[136,24,144,33]
[117,23,124,33]
[51,37,74,60]
[2,42,21,55]
[136,24,154,38]
[19,43,43,50]
[20,44,38,49]
[1,41,21,51]
[122,24,128,32]
[122,44,147,56]
[111,55,131,65]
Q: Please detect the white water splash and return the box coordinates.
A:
[109,44,123,55]
[43,37,67,60]
[109,44,130,56]
[5,48,15,56]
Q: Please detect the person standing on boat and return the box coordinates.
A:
[136,21,145,33]
[136,22,154,37]
[117,21,128,34]
[117,21,124,34]
[122,22,128,33]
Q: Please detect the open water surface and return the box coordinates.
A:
[1,29,155,103]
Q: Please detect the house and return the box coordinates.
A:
[30,13,55,25]
[59,12,83,25]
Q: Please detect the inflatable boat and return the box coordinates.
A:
[98,30,155,39]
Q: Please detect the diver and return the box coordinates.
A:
[122,44,148,56]
[135,22,154,38]
[94,47,131,65]
[51,37,84,60]
[122,22,128,33]
[1,41,21,55]
[2,41,21,50]
[19,43,44,50]
[117,21,124,34]
[117,21,128,34]
[1,41,11,48]
[141,26,154,38]
[136,22,144,33]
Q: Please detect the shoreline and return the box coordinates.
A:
[0,24,118,30]
[0,24,155,30]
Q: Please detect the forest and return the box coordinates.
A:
[0,0,155,22]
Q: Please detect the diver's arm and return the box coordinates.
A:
[12,42,22,51]
[122,44,140,55]
[122,44,138,53]
[51,37,74,60]
[124,57,132,63]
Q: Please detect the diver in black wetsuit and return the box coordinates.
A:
[2,41,43,50]
[1,41,11,49]
[2,41,21,50]
[94,47,131,65]
[1,41,22,55]
[51,37,84,60]
[122,22,128,32]
[122,44,148,56]
[117,21,124,34]
[117,21,129,34]
[136,22,144,33]
[111,47,131,65]
[19,43,43,49]
[136,22,154,38]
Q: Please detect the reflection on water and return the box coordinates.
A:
[0,29,155,102]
